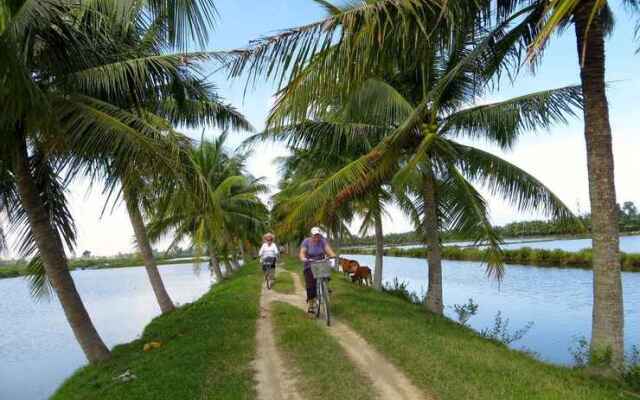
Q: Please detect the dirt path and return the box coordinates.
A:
[284,270,432,400]
[254,271,303,400]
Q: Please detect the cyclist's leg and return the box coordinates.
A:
[304,268,317,313]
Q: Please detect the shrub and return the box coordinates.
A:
[451,298,479,327]
[480,311,534,345]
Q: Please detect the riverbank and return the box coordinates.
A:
[0,256,209,280]
[53,258,633,399]
[345,246,640,271]
[51,261,262,400]
[279,260,632,399]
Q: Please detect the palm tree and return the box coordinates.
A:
[79,2,251,314]
[147,134,268,281]
[232,1,582,315]
[1,0,219,363]
[490,0,637,375]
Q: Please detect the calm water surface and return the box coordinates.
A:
[345,254,640,365]
[0,263,214,400]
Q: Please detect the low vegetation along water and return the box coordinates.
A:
[0,263,213,400]
[343,253,640,365]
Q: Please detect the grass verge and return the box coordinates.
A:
[52,263,262,400]
[325,270,632,399]
[272,268,295,294]
[271,301,377,400]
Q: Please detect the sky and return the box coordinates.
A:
[18,1,640,258]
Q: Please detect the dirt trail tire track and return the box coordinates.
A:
[285,270,433,400]
[254,270,303,400]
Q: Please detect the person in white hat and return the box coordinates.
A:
[259,232,279,269]
[299,227,336,313]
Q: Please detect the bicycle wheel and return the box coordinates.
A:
[315,280,323,319]
[266,268,274,289]
[321,279,331,326]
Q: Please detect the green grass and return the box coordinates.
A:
[271,302,377,400]
[325,270,632,400]
[52,263,262,400]
[272,269,295,294]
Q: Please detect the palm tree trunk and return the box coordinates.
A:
[231,256,241,270]
[333,230,342,262]
[224,259,235,274]
[373,210,384,290]
[207,246,224,282]
[422,170,443,315]
[239,240,248,264]
[124,191,175,314]
[574,2,624,372]
[14,136,110,363]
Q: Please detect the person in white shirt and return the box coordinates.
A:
[258,233,279,271]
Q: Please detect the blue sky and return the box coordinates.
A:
[64,1,640,256]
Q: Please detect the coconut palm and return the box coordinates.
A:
[489,0,639,375]
[0,0,220,363]
[74,2,251,315]
[254,126,395,290]
[146,133,268,282]
[236,0,584,314]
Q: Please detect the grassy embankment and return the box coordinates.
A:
[346,245,640,271]
[280,259,632,399]
[52,262,262,400]
[0,256,208,280]
[53,257,633,399]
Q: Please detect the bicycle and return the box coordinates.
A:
[262,257,277,290]
[309,258,335,326]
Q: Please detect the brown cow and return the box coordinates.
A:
[351,266,372,286]
[339,257,360,277]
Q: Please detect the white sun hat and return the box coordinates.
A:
[310,227,323,236]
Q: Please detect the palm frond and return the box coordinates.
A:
[442,85,583,149]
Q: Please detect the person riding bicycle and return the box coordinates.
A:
[299,227,336,313]
[259,233,279,272]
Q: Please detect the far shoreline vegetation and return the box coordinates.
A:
[345,245,640,272]
[341,200,640,248]
[0,250,208,280]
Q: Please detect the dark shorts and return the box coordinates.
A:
[262,263,275,272]
[304,268,316,301]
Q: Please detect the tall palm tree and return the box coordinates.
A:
[233,1,582,315]
[147,134,268,281]
[491,0,638,374]
[78,2,251,315]
[0,0,219,363]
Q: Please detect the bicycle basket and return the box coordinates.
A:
[310,260,332,279]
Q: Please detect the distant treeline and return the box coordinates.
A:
[342,201,640,247]
[346,246,640,272]
[0,254,206,280]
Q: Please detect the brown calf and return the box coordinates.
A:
[339,257,360,276]
[350,266,372,286]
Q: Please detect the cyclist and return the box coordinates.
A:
[259,233,279,276]
[299,227,336,313]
